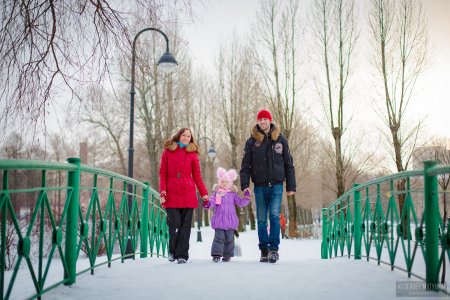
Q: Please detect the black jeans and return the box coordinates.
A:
[166,208,194,260]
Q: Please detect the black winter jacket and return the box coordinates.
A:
[240,123,296,192]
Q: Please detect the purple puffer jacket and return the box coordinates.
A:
[204,187,250,230]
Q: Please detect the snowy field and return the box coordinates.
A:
[8,227,449,299]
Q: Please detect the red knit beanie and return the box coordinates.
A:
[257,109,272,121]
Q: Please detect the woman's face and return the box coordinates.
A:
[179,130,192,145]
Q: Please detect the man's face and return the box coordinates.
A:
[257,118,271,132]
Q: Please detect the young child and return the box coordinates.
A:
[202,167,250,262]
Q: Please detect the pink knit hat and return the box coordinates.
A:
[217,167,238,182]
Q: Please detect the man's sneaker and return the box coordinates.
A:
[268,250,279,263]
[177,258,187,264]
[212,256,221,263]
[222,257,231,262]
[260,248,269,263]
[168,253,175,262]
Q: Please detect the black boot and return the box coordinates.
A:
[168,253,175,262]
[268,250,279,263]
[260,248,269,262]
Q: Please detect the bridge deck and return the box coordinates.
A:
[20,229,446,299]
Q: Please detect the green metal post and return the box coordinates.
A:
[353,184,362,260]
[1,171,8,297]
[321,208,328,259]
[140,183,149,258]
[65,158,80,285]
[423,160,439,288]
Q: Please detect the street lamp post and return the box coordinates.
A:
[196,137,216,242]
[126,28,178,258]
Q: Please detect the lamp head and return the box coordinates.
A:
[207,147,217,158]
[157,51,178,73]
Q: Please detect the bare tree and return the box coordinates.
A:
[80,16,198,188]
[217,33,261,231]
[133,39,173,188]
[368,0,428,232]
[0,0,193,132]
[252,0,304,237]
[193,71,217,228]
[131,21,194,188]
[288,120,323,236]
[82,87,128,175]
[310,0,358,198]
[368,0,428,174]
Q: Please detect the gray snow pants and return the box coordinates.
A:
[211,229,235,258]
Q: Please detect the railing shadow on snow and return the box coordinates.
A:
[321,160,450,295]
[0,158,168,300]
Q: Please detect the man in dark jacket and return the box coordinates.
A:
[240,109,296,263]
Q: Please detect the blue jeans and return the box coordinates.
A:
[254,184,283,251]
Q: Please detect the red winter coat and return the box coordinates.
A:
[159,141,208,208]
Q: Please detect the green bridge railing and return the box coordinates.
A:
[321,161,450,293]
[0,158,168,299]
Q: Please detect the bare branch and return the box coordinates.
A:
[0,0,194,133]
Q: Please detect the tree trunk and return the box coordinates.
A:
[391,125,408,239]
[231,140,246,232]
[332,127,345,198]
[149,144,159,188]
[167,75,174,135]
[204,163,210,229]
[394,178,408,240]
[248,205,256,230]
[287,194,299,238]
[203,209,209,227]
[391,125,404,173]
[307,209,313,225]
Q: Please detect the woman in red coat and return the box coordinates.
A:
[159,128,208,264]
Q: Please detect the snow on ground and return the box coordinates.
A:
[10,227,449,299]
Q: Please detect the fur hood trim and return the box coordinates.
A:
[164,140,199,153]
[251,123,281,142]
[212,184,238,193]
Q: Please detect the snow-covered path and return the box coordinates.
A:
[19,228,448,299]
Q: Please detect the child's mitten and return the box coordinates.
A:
[202,199,211,208]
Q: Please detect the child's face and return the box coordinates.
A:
[219,178,232,189]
